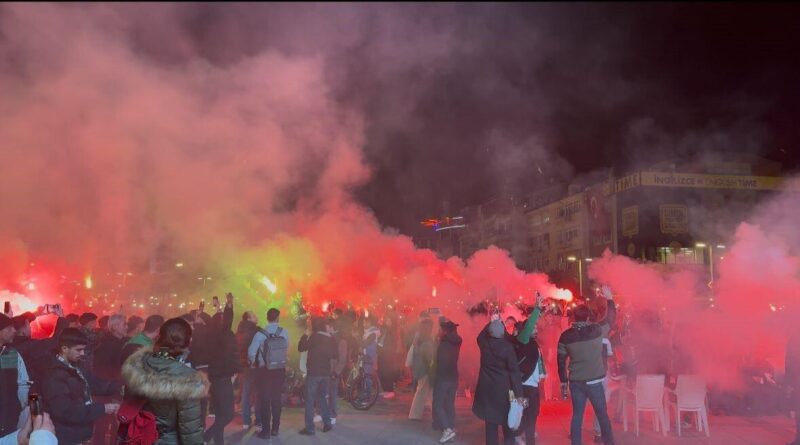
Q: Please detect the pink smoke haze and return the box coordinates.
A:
[589,191,800,389]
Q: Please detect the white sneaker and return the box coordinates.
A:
[313,415,322,423]
[514,436,525,445]
[382,391,396,399]
[440,429,456,443]
[330,417,337,425]
[243,425,250,431]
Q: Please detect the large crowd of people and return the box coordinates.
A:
[0,285,798,445]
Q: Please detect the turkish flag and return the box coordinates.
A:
[586,185,609,237]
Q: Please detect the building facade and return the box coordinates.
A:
[449,158,796,296]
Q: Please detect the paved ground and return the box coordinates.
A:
[222,390,797,445]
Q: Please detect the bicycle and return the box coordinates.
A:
[344,353,379,410]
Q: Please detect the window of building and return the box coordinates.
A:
[657,247,704,265]
[557,201,582,220]
[558,228,579,247]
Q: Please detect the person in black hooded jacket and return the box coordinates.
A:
[432,317,462,444]
[204,294,240,445]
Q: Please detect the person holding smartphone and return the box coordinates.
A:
[0,408,57,445]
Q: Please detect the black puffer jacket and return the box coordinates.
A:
[41,355,120,445]
[122,347,210,445]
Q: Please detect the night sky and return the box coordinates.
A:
[347,4,800,235]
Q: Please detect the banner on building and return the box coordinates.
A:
[659,204,689,235]
[621,205,639,238]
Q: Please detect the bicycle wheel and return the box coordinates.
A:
[349,374,378,410]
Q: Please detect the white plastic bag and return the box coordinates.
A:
[507,391,524,430]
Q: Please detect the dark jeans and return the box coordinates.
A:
[305,376,331,431]
[569,381,615,445]
[516,385,540,445]
[432,379,457,430]
[485,421,515,445]
[378,354,398,392]
[329,376,339,418]
[205,377,235,445]
[255,368,285,434]
[240,369,263,427]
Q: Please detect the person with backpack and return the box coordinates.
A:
[121,317,209,445]
[247,308,289,439]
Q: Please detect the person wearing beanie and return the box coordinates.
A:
[0,313,31,439]
[473,313,524,445]
[432,317,462,443]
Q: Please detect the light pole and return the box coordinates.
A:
[198,276,212,288]
[567,256,593,297]
[697,243,725,289]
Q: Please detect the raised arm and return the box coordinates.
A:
[517,307,541,344]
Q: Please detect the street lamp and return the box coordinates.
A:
[567,256,591,297]
[696,242,724,290]
[198,276,212,287]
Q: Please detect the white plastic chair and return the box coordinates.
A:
[666,375,710,437]
[622,374,669,436]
